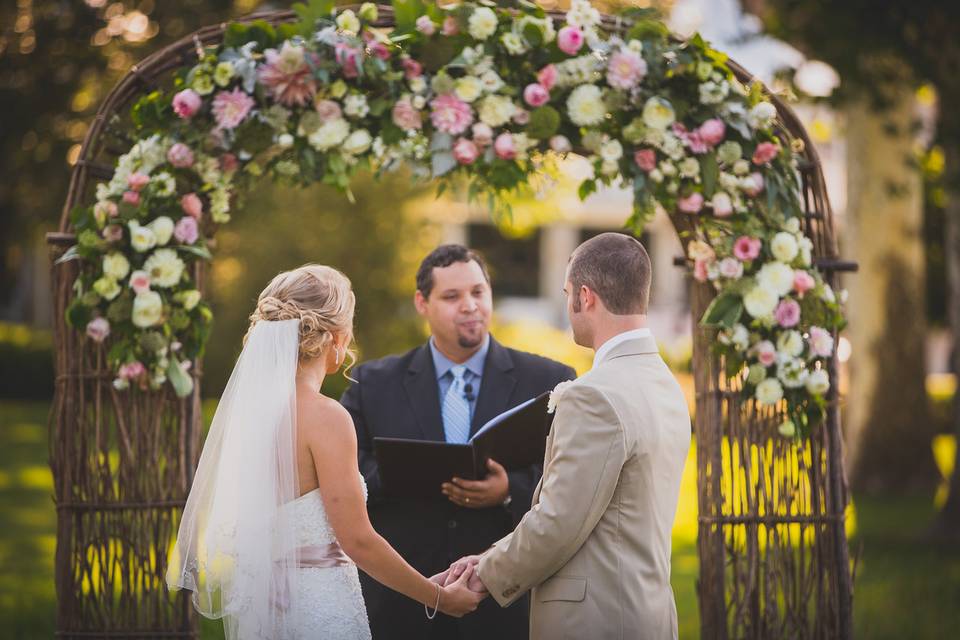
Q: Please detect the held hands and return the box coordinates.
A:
[428,563,485,617]
[443,555,485,592]
[441,459,509,508]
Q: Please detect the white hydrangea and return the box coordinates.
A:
[805,369,830,395]
[454,76,483,103]
[777,330,805,358]
[679,157,700,179]
[699,80,730,105]
[755,378,784,405]
[777,357,809,389]
[478,94,516,127]
[468,7,498,40]
[798,236,814,266]
[757,262,795,296]
[566,0,601,30]
[144,248,185,288]
[342,129,372,155]
[479,70,504,93]
[567,84,606,126]
[600,139,623,162]
[748,101,778,130]
[209,187,231,223]
[102,253,130,281]
[661,134,685,160]
[744,285,778,319]
[308,118,350,151]
[771,232,799,263]
[554,55,603,88]
[344,94,369,119]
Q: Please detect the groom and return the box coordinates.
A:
[444,233,691,639]
[341,244,576,639]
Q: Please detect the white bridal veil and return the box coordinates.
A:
[167,319,302,639]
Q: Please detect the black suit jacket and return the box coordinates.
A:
[341,337,576,640]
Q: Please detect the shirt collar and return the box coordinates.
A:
[429,334,490,380]
[593,328,652,368]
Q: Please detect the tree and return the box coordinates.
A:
[763,0,960,528]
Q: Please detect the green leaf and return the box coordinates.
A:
[578,179,597,201]
[292,0,335,36]
[700,152,719,198]
[523,22,543,48]
[223,23,250,49]
[392,0,426,34]
[177,244,213,261]
[166,355,195,398]
[66,298,93,329]
[700,292,743,328]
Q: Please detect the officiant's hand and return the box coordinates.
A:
[442,459,509,509]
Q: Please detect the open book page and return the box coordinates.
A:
[469,394,542,442]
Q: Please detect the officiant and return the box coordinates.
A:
[341,244,576,640]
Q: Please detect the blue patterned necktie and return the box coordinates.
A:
[442,365,471,444]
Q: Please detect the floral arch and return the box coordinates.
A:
[49,2,853,638]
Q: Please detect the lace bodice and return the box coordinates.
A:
[286,474,368,548]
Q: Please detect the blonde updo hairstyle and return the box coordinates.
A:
[246,264,356,373]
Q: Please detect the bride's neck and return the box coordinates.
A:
[297,359,328,394]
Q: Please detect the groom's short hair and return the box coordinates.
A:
[568,233,651,315]
[416,244,491,298]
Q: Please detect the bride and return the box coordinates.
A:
[167,264,482,639]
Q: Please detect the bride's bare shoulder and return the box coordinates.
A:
[297,391,355,442]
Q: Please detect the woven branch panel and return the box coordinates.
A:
[48,6,853,638]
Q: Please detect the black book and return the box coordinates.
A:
[373,392,554,500]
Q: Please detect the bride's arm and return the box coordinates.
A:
[303,398,482,616]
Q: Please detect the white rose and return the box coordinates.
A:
[102,252,130,281]
[93,277,121,301]
[143,248,185,288]
[308,118,350,151]
[659,160,677,177]
[717,141,742,165]
[129,222,157,253]
[480,70,504,93]
[757,262,795,296]
[642,97,675,130]
[342,129,372,155]
[731,324,750,351]
[661,134,685,160]
[412,95,426,110]
[744,285,778,319]
[755,378,784,405]
[132,291,164,328]
[567,84,606,127]
[733,159,751,175]
[148,216,175,246]
[806,369,831,395]
[277,133,294,148]
[601,159,619,175]
[748,101,777,129]
[771,232,799,263]
[777,330,805,357]
[777,357,809,388]
[454,76,483,103]
[679,157,700,178]
[336,9,360,35]
[344,94,369,119]
[547,380,576,414]
[798,236,813,266]
[785,217,801,233]
[600,139,623,162]
[409,76,427,94]
[649,168,664,183]
[468,7,498,40]
[478,94,516,128]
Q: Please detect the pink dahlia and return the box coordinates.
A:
[258,42,317,107]
[430,94,473,135]
[392,96,422,131]
[606,50,647,90]
[212,88,254,130]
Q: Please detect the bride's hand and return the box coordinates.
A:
[438,564,485,617]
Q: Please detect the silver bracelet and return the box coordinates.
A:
[425,582,441,620]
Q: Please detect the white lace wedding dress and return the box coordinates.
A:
[280,475,372,639]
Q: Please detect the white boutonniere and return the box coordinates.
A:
[547,380,576,414]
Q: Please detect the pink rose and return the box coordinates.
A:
[453,137,480,165]
[416,15,436,36]
[392,96,422,131]
[86,317,110,343]
[402,57,423,80]
[181,192,203,219]
[430,94,474,135]
[369,41,391,61]
[172,89,202,119]
[775,299,801,328]
[557,25,584,56]
[793,270,815,297]
[537,64,558,91]
[634,149,656,172]
[718,257,743,279]
[122,190,141,206]
[752,141,779,165]
[677,192,704,214]
[334,42,362,78]
[442,16,459,36]
[523,83,550,108]
[472,123,493,147]
[733,235,762,261]
[742,172,765,197]
[211,88,254,130]
[512,108,530,125]
[129,270,151,294]
[316,99,343,123]
[220,153,239,173]
[693,259,711,282]
[127,172,150,191]
[119,361,146,381]
[755,340,777,367]
[174,216,199,244]
[494,133,516,160]
[698,119,726,147]
[166,143,194,169]
[103,224,123,243]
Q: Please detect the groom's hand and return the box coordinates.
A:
[442,458,509,509]
[444,555,487,595]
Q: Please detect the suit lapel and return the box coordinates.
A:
[468,337,517,437]
[402,344,446,442]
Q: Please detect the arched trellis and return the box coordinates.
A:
[47,5,855,639]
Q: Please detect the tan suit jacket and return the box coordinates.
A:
[477,336,691,639]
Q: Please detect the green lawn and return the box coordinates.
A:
[1,400,958,638]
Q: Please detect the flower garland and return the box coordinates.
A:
[64,0,845,436]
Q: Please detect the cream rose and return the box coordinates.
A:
[771,232,799,263]
[149,216,175,246]
[132,291,164,328]
[129,222,157,253]
[102,252,130,281]
[755,378,784,405]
